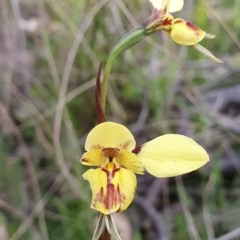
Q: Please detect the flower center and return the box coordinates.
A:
[102,148,120,159]
[102,148,120,171]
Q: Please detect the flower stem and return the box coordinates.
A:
[100,27,147,111]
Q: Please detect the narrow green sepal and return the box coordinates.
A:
[92,214,106,240]
[105,214,122,240]
[92,214,122,240]
[193,44,223,64]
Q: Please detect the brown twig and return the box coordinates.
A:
[98,227,111,240]
[95,62,106,123]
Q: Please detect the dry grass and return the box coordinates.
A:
[0,0,240,239]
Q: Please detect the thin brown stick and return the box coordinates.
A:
[98,227,111,240]
[95,62,106,123]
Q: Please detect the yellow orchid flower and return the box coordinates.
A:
[148,0,222,63]
[80,122,209,215]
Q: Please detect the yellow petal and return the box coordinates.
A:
[85,122,136,152]
[83,168,136,214]
[118,150,144,175]
[136,134,209,177]
[170,18,205,45]
[149,0,184,12]
[83,168,108,214]
[115,168,137,212]
[80,149,104,166]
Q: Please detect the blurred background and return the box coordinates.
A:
[0,0,240,239]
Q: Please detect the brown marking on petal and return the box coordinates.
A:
[174,19,183,24]
[93,170,125,212]
[104,184,125,212]
[91,144,102,150]
[102,168,108,174]
[102,148,120,158]
[93,187,104,208]
[185,22,203,37]
[81,158,88,163]
[186,22,200,32]
[112,168,120,178]
[102,168,120,182]
[105,183,120,211]
[122,140,132,149]
[161,15,173,27]
[132,145,142,155]
[173,19,204,40]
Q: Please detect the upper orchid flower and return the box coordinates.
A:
[148,0,222,63]
[80,122,209,215]
[150,0,184,13]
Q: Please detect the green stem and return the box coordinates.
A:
[100,27,148,111]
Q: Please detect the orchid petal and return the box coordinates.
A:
[170,18,205,45]
[83,168,136,214]
[168,0,184,13]
[136,134,209,177]
[149,0,184,12]
[149,0,168,10]
[85,122,136,152]
[80,149,104,166]
[118,150,144,174]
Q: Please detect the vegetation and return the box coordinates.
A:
[0,0,240,239]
